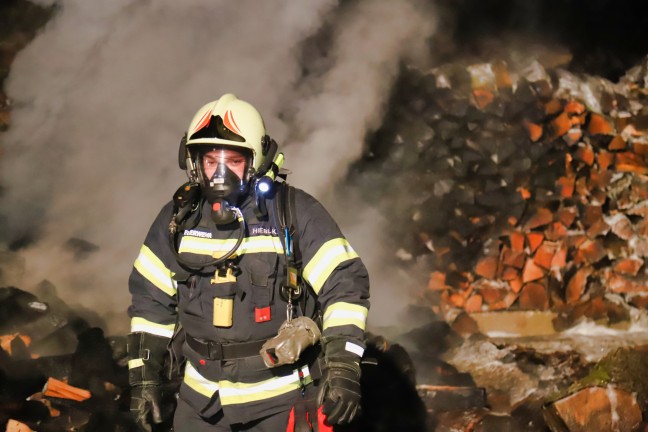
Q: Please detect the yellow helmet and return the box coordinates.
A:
[185,93,267,171]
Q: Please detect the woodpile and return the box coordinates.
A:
[371,55,648,322]
[0,285,135,431]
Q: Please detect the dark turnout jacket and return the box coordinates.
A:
[128,187,370,423]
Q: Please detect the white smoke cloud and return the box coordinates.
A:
[0,0,436,334]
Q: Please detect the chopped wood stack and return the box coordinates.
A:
[368,55,648,318]
[430,58,648,316]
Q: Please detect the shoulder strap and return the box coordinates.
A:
[274,182,301,269]
[274,183,322,325]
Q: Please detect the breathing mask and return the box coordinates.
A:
[198,147,252,224]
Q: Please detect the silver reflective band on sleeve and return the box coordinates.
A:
[130,317,175,338]
[134,245,177,296]
[322,302,368,331]
[303,238,359,294]
[128,359,145,369]
[345,341,365,357]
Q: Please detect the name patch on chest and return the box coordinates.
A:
[183,229,212,238]
[249,224,278,236]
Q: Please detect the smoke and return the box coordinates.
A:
[281,0,437,326]
[0,0,437,334]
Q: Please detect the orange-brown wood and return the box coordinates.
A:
[526,208,554,230]
[544,99,563,116]
[464,294,483,313]
[6,420,34,432]
[565,267,593,303]
[510,231,525,253]
[633,141,648,156]
[527,232,545,254]
[501,266,520,281]
[449,292,466,308]
[428,271,447,291]
[587,113,614,135]
[586,218,611,238]
[475,256,498,280]
[551,112,572,138]
[556,207,578,228]
[509,277,523,293]
[518,186,532,200]
[564,100,585,117]
[575,176,590,197]
[582,205,603,227]
[616,152,648,174]
[473,89,495,109]
[608,135,627,150]
[589,169,613,189]
[479,285,507,305]
[519,282,549,310]
[523,119,544,142]
[556,176,575,198]
[613,257,644,277]
[493,61,513,89]
[42,377,91,402]
[567,234,588,249]
[606,271,646,294]
[575,239,607,265]
[489,292,519,310]
[0,334,31,356]
[534,242,558,270]
[565,153,574,176]
[523,258,546,283]
[576,144,595,166]
[501,247,526,269]
[597,151,615,171]
[545,222,568,242]
[551,245,567,270]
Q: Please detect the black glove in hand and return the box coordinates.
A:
[128,332,170,432]
[317,360,362,425]
[131,384,164,432]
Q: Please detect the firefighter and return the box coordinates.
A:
[127,93,370,431]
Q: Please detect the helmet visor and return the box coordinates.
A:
[200,146,252,184]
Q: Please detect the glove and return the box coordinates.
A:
[130,385,163,432]
[128,332,170,432]
[317,338,362,425]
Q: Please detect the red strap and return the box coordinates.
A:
[317,406,334,432]
[286,406,295,432]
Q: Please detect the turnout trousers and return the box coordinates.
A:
[173,396,291,432]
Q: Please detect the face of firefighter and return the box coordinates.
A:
[202,148,248,181]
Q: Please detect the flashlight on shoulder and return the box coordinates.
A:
[255,152,284,195]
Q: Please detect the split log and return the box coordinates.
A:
[42,377,91,402]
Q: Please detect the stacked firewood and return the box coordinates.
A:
[357,55,648,318]
[420,58,648,316]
